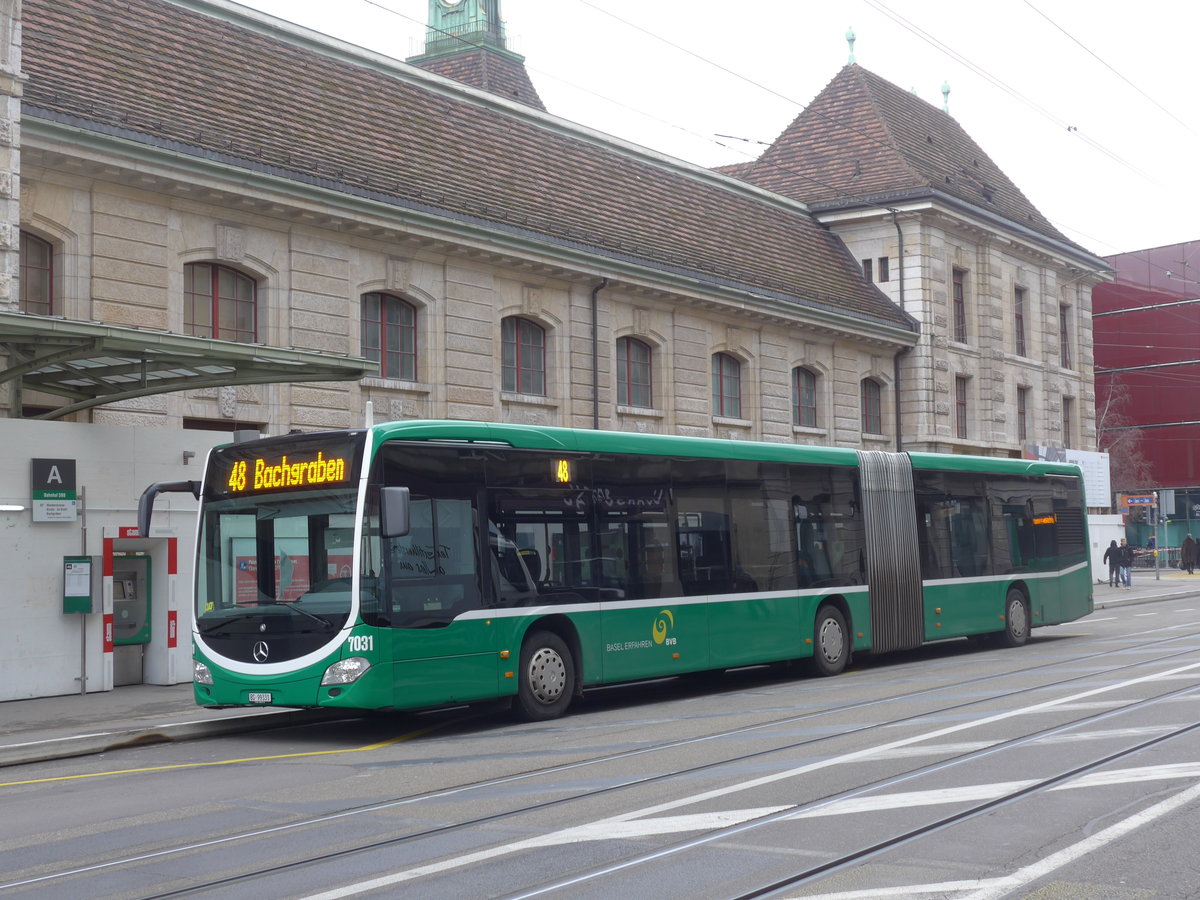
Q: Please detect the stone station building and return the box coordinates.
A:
[0,0,1107,700]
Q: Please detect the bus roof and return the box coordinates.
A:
[367,420,1084,479]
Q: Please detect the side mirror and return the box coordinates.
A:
[137,480,201,537]
[380,486,411,538]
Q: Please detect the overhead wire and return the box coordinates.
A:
[573,0,1177,255]
[863,0,1162,187]
[1022,0,1196,136]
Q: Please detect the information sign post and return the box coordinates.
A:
[63,556,98,694]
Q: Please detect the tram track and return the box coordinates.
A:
[503,681,1200,899]
[5,622,1200,899]
[157,676,1200,900]
[736,717,1200,899]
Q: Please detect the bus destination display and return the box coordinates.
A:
[227,451,348,493]
[207,433,365,499]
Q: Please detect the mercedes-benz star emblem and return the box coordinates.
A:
[253,641,269,662]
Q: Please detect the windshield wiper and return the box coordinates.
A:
[286,603,334,630]
[199,613,261,635]
[200,606,333,634]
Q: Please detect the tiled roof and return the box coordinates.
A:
[19,0,916,335]
[738,65,1082,252]
[408,48,546,112]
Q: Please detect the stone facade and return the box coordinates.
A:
[823,210,1099,456]
[730,64,1109,457]
[0,0,20,315]
[16,160,903,446]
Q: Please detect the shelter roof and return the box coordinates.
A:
[0,313,376,420]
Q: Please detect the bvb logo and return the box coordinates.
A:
[652,609,675,645]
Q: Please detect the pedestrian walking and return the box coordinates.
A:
[1182,534,1198,575]
[1118,537,1134,589]
[1102,539,1119,586]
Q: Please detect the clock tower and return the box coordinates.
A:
[407,0,545,111]
[422,0,504,56]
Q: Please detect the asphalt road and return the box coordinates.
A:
[3,597,1200,899]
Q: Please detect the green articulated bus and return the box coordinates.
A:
[139,421,1093,720]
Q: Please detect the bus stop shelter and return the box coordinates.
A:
[0,311,377,419]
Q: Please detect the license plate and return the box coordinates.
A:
[247,692,272,704]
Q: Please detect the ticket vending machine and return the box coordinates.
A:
[112,554,151,686]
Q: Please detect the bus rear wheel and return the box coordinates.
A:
[808,605,849,677]
[516,630,575,721]
[996,588,1030,648]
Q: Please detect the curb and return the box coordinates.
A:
[0,708,339,769]
[1093,587,1200,611]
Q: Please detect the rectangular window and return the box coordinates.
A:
[1059,306,1072,369]
[878,257,890,283]
[1062,397,1073,449]
[1014,286,1027,357]
[591,454,680,601]
[19,231,53,316]
[861,258,873,282]
[712,354,742,419]
[674,459,733,597]
[955,376,969,440]
[1017,387,1029,444]
[914,472,992,581]
[986,473,1087,574]
[616,338,652,408]
[793,368,817,427]
[861,380,882,434]
[793,465,864,587]
[952,268,967,343]
[502,317,546,396]
[362,293,417,381]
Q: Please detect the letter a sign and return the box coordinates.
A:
[32,458,78,522]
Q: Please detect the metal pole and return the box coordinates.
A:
[1154,499,1161,581]
[79,485,88,695]
[79,615,87,696]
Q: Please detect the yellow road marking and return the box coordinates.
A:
[0,720,451,788]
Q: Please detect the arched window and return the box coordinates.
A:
[362,292,417,380]
[19,231,53,316]
[711,352,741,419]
[861,378,882,434]
[185,262,257,343]
[502,316,545,395]
[792,367,817,427]
[616,337,652,408]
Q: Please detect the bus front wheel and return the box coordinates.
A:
[516,630,575,720]
[809,605,849,677]
[996,589,1030,648]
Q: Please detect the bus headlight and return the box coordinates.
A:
[321,657,370,685]
[194,661,214,685]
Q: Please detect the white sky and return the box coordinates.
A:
[232,0,1199,258]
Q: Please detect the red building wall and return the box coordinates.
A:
[1095,241,1200,487]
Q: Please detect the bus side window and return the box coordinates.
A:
[791,464,861,587]
[914,473,991,579]
[592,454,679,601]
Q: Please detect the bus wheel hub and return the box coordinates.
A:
[528,647,566,702]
